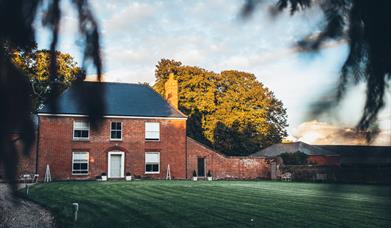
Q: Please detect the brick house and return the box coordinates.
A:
[36,80,188,180]
[29,76,270,181]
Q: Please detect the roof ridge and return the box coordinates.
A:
[82,81,149,86]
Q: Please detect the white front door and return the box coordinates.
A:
[108,151,125,178]
[110,155,121,177]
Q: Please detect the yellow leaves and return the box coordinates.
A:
[153,59,288,155]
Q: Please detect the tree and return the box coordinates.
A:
[154,59,288,155]
[242,0,391,137]
[11,47,84,112]
[0,0,103,191]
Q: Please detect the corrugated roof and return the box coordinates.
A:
[38,82,186,118]
[252,141,338,157]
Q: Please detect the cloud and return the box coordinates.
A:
[292,120,391,146]
[103,2,157,34]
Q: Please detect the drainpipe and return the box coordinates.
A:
[35,115,40,176]
[185,133,188,179]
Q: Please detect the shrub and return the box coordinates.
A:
[101,172,107,176]
[207,170,212,177]
[192,170,197,177]
[280,151,308,165]
[126,172,131,176]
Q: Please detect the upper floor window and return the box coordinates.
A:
[73,120,90,140]
[145,122,160,141]
[72,152,89,175]
[110,122,122,140]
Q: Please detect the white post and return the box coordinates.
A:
[72,203,79,222]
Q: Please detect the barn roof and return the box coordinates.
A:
[38,82,186,118]
[318,145,391,165]
[251,141,338,157]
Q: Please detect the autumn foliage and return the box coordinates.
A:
[154,59,288,155]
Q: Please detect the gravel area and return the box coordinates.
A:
[0,183,55,228]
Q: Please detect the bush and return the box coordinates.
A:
[207,170,212,177]
[280,151,308,165]
[126,172,131,176]
[192,170,197,177]
[101,172,107,176]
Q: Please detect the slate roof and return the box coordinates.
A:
[251,141,338,157]
[38,82,186,118]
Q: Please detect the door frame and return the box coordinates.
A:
[197,157,206,177]
[108,151,125,178]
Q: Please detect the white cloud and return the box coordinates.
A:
[104,2,157,34]
[292,120,391,146]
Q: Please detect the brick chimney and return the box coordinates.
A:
[164,73,179,109]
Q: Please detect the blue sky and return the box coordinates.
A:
[35,0,390,145]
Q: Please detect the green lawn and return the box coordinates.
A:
[24,181,391,228]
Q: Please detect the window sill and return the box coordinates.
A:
[72,173,89,176]
[145,172,160,174]
[73,138,90,141]
[110,139,123,142]
[145,139,160,142]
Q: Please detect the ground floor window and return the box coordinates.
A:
[145,152,160,174]
[72,152,89,175]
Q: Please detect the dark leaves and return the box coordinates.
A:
[0,0,104,190]
[242,0,391,141]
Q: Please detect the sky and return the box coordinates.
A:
[35,0,390,145]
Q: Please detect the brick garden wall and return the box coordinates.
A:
[186,137,269,179]
[37,115,187,181]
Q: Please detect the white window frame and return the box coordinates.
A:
[73,120,90,140]
[145,152,160,174]
[110,121,123,141]
[107,151,125,178]
[145,122,160,141]
[72,152,89,175]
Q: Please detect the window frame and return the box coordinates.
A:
[145,122,160,141]
[110,121,123,141]
[72,152,89,175]
[145,152,160,174]
[73,120,90,141]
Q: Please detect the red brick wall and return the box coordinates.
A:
[37,116,187,181]
[186,137,269,179]
[307,155,340,166]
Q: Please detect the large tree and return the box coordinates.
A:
[11,47,84,112]
[242,0,391,137]
[154,59,288,155]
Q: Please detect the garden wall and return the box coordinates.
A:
[186,137,269,179]
[280,165,391,184]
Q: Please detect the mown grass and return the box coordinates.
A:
[24,181,391,228]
